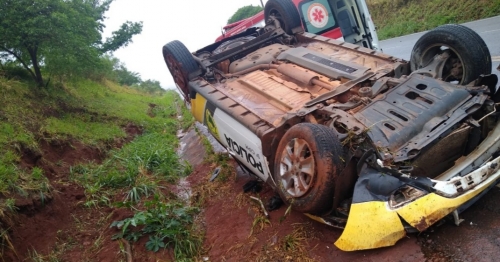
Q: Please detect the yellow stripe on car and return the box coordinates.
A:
[191,93,207,123]
[335,201,405,251]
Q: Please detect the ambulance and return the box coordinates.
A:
[216,0,381,51]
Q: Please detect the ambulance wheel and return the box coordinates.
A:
[264,0,302,35]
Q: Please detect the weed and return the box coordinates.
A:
[1,67,196,258]
[26,249,60,262]
[110,197,202,260]
[249,213,271,238]
[80,183,110,208]
[71,131,185,208]
[90,233,105,255]
[145,235,165,252]
[123,182,157,203]
[282,229,306,252]
[0,227,17,260]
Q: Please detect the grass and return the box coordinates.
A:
[367,0,500,39]
[43,115,126,144]
[0,74,193,202]
[0,72,200,259]
[110,197,203,260]
[69,132,190,207]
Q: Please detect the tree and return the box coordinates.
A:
[227,5,263,24]
[115,65,141,86]
[0,0,142,87]
[136,79,165,94]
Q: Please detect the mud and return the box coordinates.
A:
[3,123,142,261]
[180,126,500,261]
[4,122,500,261]
[418,187,500,261]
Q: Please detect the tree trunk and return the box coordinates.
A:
[27,46,44,87]
[0,46,37,82]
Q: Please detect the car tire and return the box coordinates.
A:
[264,0,302,35]
[447,24,492,74]
[273,123,344,215]
[162,40,200,100]
[410,24,491,85]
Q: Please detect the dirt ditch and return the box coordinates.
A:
[2,124,142,261]
[3,123,500,261]
[179,127,500,261]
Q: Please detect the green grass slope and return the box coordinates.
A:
[367,0,500,39]
[0,75,201,259]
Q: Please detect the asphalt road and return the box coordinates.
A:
[379,15,500,78]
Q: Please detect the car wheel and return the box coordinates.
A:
[273,123,344,215]
[264,0,302,35]
[162,40,200,101]
[410,24,491,85]
[447,24,492,74]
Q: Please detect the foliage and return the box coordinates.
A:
[134,79,165,95]
[0,152,50,203]
[110,198,202,259]
[0,0,143,86]
[101,21,143,53]
[0,79,51,202]
[0,63,195,257]
[0,74,192,214]
[227,5,263,24]
[114,64,141,86]
[367,0,500,39]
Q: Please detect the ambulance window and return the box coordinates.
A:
[299,0,338,35]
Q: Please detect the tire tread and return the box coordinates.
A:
[410,24,491,84]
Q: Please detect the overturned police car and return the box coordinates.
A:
[163,0,499,251]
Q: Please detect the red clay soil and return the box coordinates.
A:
[417,187,500,261]
[187,162,424,262]
[3,124,424,261]
[2,124,143,261]
[5,123,499,261]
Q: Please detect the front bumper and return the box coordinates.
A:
[334,123,500,251]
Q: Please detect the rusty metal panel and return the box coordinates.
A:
[218,71,318,126]
[277,47,370,80]
[297,33,407,77]
[189,80,274,137]
[354,75,477,161]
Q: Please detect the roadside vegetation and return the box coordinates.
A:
[367,0,500,39]
[2,0,498,260]
[0,0,201,259]
[227,5,263,24]
[0,66,202,258]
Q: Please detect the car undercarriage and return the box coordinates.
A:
[163,0,499,251]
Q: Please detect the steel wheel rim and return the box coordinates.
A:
[269,9,286,30]
[165,53,188,96]
[421,45,466,84]
[279,138,315,197]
